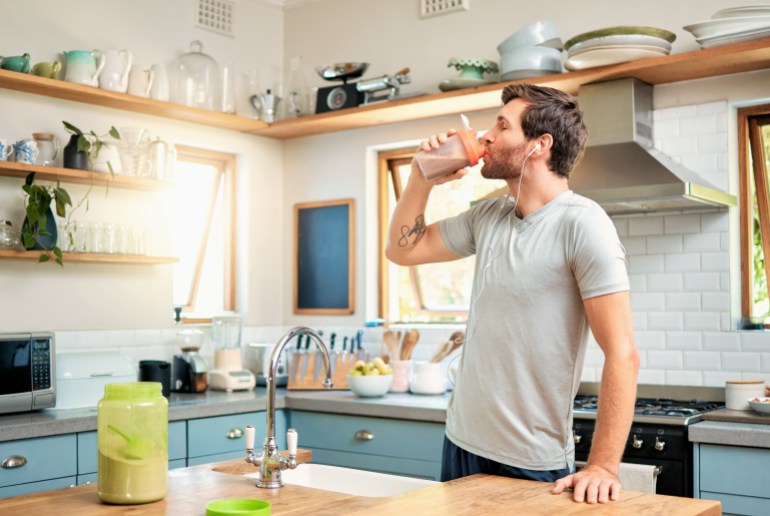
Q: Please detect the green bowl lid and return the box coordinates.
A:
[564,26,677,50]
[206,498,271,516]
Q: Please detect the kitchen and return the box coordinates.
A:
[1,0,770,513]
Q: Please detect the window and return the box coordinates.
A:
[739,104,770,324]
[377,147,505,323]
[172,146,236,320]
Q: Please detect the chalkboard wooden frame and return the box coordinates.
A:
[294,198,355,315]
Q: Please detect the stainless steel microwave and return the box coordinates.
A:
[0,333,56,414]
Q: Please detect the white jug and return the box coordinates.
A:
[127,65,154,97]
[98,49,133,93]
[63,50,105,87]
[149,63,170,101]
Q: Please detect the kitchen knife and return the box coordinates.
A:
[328,332,337,375]
[313,337,324,383]
[289,335,302,383]
[341,336,348,363]
[350,335,357,363]
[355,330,366,361]
[300,335,311,381]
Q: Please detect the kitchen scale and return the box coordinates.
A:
[314,62,415,113]
[207,313,256,392]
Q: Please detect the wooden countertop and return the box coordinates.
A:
[0,459,721,515]
[701,407,770,425]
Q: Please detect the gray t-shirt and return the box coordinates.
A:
[439,190,629,471]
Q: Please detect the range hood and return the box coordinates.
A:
[570,78,736,215]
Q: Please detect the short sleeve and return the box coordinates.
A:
[571,208,630,299]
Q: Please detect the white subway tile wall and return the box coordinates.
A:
[50,102,770,390]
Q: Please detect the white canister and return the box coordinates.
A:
[409,361,446,395]
[725,379,765,411]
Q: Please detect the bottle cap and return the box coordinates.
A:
[456,130,486,165]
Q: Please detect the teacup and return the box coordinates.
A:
[1,53,31,73]
[31,61,61,79]
[12,139,38,165]
[0,139,12,161]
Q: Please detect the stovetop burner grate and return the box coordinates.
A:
[574,395,724,423]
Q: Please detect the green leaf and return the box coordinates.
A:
[53,247,63,260]
[55,256,64,266]
[22,232,34,249]
[38,254,50,263]
[77,136,90,153]
[62,121,84,136]
[54,187,72,207]
[25,172,36,186]
[55,197,66,217]
[109,126,121,140]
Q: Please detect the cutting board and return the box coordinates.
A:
[287,351,369,390]
[702,408,770,424]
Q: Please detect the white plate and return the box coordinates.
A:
[568,44,671,58]
[438,77,498,92]
[748,397,770,415]
[564,46,669,71]
[712,4,770,19]
[683,15,770,39]
[566,34,672,56]
[697,25,770,48]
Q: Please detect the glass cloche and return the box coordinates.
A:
[171,40,220,111]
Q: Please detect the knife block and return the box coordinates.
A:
[287,352,369,390]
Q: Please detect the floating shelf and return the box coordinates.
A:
[1,39,769,141]
[0,249,178,264]
[0,161,173,191]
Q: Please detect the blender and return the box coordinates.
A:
[172,328,208,393]
[207,313,256,392]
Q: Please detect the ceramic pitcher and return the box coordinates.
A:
[98,49,133,93]
[63,50,105,87]
[127,65,154,97]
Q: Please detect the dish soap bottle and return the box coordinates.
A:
[97,382,168,504]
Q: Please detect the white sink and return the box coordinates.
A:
[244,463,438,497]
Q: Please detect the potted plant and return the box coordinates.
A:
[62,121,121,173]
[21,172,71,265]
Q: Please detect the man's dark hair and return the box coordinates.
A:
[501,84,587,178]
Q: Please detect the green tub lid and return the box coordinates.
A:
[206,498,271,516]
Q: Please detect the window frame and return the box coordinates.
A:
[173,145,237,322]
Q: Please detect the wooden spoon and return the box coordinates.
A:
[400,329,420,360]
[430,340,452,363]
[383,330,400,361]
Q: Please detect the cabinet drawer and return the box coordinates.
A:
[78,421,186,475]
[699,444,770,498]
[290,411,444,463]
[188,411,270,458]
[0,476,76,498]
[700,491,769,516]
[0,435,76,488]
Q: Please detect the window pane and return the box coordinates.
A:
[387,160,506,322]
[750,122,770,318]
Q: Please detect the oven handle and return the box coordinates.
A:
[574,460,662,477]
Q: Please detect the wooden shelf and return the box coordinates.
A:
[250,37,770,139]
[1,39,770,141]
[0,249,178,264]
[0,69,267,133]
[0,161,173,191]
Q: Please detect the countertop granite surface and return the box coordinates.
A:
[0,389,451,442]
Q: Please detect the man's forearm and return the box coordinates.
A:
[385,170,434,263]
[587,350,638,476]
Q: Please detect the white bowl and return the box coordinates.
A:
[683,15,770,40]
[347,374,393,398]
[497,19,563,54]
[499,46,563,76]
[748,397,770,415]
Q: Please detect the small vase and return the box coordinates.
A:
[63,134,88,170]
[22,206,58,250]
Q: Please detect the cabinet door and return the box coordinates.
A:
[699,444,770,498]
[0,435,76,489]
[0,477,76,498]
[188,411,270,460]
[289,411,444,479]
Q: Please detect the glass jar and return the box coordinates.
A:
[171,40,220,111]
[0,220,20,250]
[97,382,168,504]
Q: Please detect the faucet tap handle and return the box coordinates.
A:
[245,424,255,451]
[287,428,298,456]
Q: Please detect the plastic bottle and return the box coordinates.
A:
[414,125,486,181]
[97,382,168,504]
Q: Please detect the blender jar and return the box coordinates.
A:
[211,313,242,370]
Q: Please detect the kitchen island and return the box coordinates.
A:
[0,457,721,515]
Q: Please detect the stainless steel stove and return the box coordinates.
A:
[573,384,725,498]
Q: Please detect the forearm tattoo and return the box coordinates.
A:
[398,214,426,247]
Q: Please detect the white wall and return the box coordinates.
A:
[0,0,285,331]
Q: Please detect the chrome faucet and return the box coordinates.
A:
[245,326,333,488]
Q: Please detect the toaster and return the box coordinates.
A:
[243,342,288,386]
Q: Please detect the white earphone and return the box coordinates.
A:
[526,143,541,158]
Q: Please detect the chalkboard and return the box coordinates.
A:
[294,199,355,315]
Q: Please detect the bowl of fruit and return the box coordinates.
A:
[347,357,393,398]
[748,397,770,415]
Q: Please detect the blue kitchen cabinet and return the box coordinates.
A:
[76,421,188,485]
[694,443,770,515]
[289,411,444,480]
[0,434,77,498]
[187,410,285,466]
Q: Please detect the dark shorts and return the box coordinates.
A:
[441,435,572,483]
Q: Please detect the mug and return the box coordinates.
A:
[31,61,61,79]
[12,139,38,164]
[409,361,446,395]
[127,65,154,97]
[32,132,60,166]
[1,53,31,73]
[0,139,12,161]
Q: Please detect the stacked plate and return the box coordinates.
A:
[563,26,675,71]
[497,19,564,81]
[684,5,770,48]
